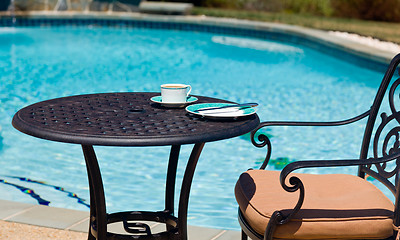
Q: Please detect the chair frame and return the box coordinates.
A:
[239,54,400,240]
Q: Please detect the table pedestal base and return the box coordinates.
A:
[90,211,179,240]
[83,143,205,240]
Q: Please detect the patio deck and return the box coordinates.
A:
[0,199,240,239]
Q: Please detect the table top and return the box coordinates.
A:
[12,92,260,146]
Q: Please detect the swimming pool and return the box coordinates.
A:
[0,21,391,230]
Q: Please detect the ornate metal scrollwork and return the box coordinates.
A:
[251,125,305,228]
[373,115,400,178]
[370,78,400,191]
[389,78,400,124]
[250,127,272,170]
[278,175,305,225]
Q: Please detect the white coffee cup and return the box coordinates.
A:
[161,84,192,103]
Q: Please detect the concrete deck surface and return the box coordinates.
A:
[0,199,240,239]
[0,220,87,240]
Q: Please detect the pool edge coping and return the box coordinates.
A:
[0,10,398,65]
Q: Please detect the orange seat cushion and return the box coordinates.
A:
[235,170,394,239]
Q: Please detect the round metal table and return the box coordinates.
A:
[12,92,260,240]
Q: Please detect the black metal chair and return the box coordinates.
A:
[235,53,400,240]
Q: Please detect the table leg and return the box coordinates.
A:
[165,145,181,233]
[87,179,96,240]
[82,145,107,240]
[178,143,205,240]
[165,145,181,215]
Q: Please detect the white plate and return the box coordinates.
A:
[185,103,257,119]
[150,96,198,108]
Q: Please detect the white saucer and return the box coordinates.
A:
[150,96,198,108]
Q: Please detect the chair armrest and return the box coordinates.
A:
[253,109,370,144]
[261,110,370,127]
[251,110,370,169]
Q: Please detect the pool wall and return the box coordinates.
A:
[0,11,397,72]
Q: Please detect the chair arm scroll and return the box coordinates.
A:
[280,149,400,196]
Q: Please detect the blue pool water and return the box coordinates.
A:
[0,25,389,230]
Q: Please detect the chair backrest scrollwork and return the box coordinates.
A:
[358,53,400,225]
